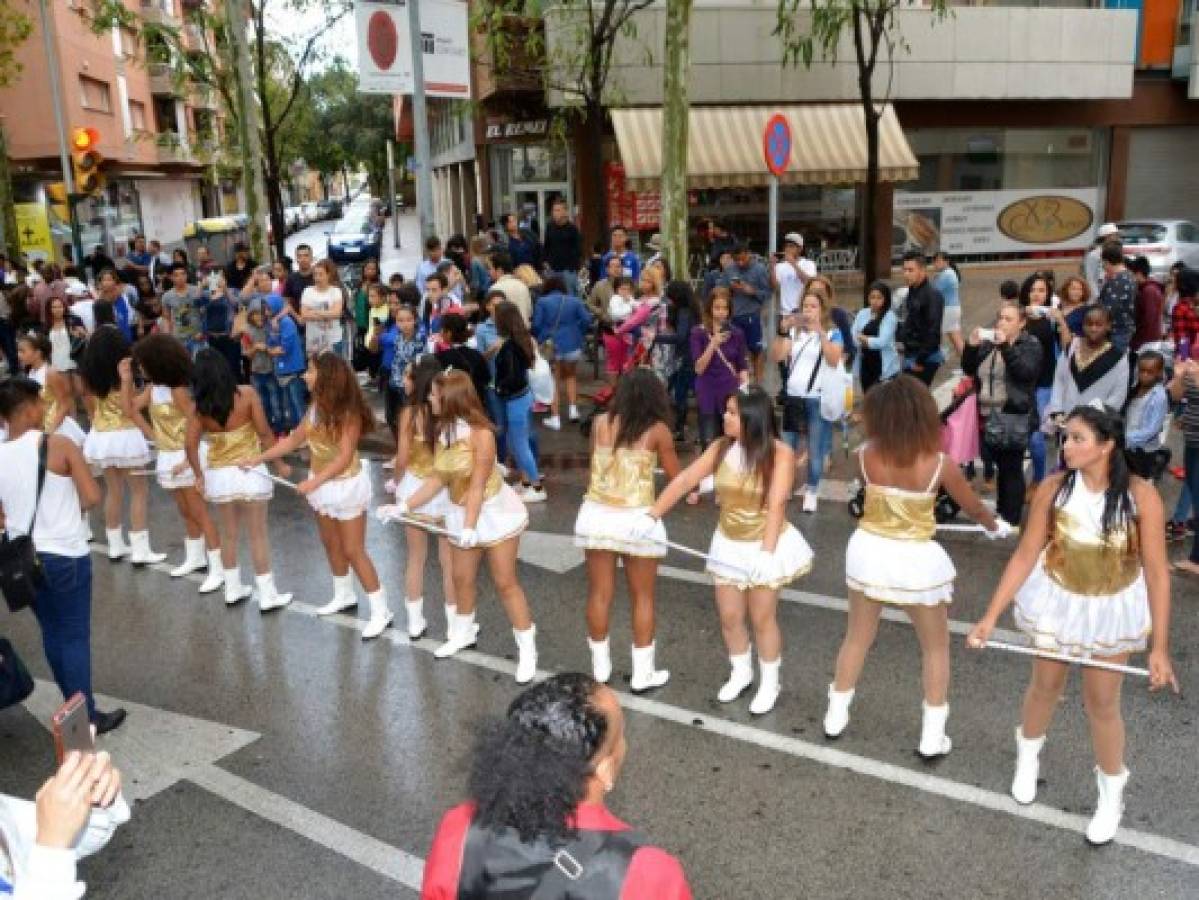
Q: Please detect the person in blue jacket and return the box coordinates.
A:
[852,280,900,394]
[532,274,594,430]
[266,294,306,431]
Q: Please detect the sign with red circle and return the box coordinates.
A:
[763,114,792,178]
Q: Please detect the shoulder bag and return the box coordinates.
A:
[982,349,1030,452]
[0,435,49,613]
[0,636,34,709]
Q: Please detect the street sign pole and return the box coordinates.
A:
[407,0,435,242]
[37,0,82,265]
[386,139,401,248]
[763,114,792,396]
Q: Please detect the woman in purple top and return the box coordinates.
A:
[688,285,748,504]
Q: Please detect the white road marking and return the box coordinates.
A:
[88,546,1199,869]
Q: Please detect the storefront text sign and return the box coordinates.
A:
[893,187,1099,255]
[15,203,54,263]
[484,119,549,141]
[605,162,660,231]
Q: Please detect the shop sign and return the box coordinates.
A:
[605,162,660,231]
[14,203,54,263]
[893,187,1099,255]
[356,0,470,98]
[484,119,549,141]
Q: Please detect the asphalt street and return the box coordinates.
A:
[2,226,1196,897]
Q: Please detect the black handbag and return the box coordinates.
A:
[0,636,35,709]
[983,409,1031,452]
[0,435,49,613]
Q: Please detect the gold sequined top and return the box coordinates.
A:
[407,437,436,478]
[37,370,63,434]
[206,422,261,469]
[859,486,937,542]
[433,426,502,506]
[91,393,135,432]
[1044,489,1140,596]
[308,415,361,480]
[149,386,187,453]
[715,450,767,542]
[584,447,656,508]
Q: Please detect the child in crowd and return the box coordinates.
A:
[243,304,283,435]
[1124,351,1169,481]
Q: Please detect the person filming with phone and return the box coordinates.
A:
[1,749,130,898]
[0,378,125,735]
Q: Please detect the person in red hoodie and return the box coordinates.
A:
[421,673,692,899]
[1128,256,1165,351]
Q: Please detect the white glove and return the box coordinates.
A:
[985,518,1014,540]
[628,513,660,542]
[749,549,775,584]
[457,527,479,549]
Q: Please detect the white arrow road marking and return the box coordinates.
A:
[94,546,1199,869]
[22,679,425,889]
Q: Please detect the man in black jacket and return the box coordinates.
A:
[897,251,945,386]
[542,198,582,296]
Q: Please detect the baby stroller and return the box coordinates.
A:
[846,378,972,524]
[579,337,650,438]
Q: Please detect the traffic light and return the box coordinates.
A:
[70,127,105,197]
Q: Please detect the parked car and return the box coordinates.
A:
[316,199,343,220]
[327,212,382,263]
[1116,220,1199,279]
[301,201,321,223]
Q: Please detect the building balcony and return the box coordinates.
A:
[471,14,543,101]
[148,62,181,96]
[139,0,180,28]
[155,134,195,165]
[189,82,217,109]
[183,21,206,50]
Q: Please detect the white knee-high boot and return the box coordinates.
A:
[748,657,781,715]
[717,651,754,703]
[513,625,538,684]
[105,528,129,560]
[823,684,856,739]
[223,567,252,605]
[435,611,478,659]
[170,538,207,577]
[629,642,669,693]
[442,603,456,641]
[1011,727,1046,805]
[918,701,953,759]
[404,597,427,639]
[128,531,166,566]
[589,637,612,684]
[315,574,357,616]
[199,550,224,594]
[255,573,292,612]
[1085,767,1130,846]
[362,588,393,640]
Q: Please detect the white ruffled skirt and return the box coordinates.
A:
[845,528,957,605]
[307,468,372,520]
[574,500,667,558]
[204,464,273,504]
[395,471,450,522]
[444,484,528,549]
[155,445,208,490]
[705,524,813,590]
[1014,555,1151,657]
[84,427,151,469]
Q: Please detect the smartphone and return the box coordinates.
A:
[978,328,998,343]
[52,692,95,764]
[1026,306,1047,318]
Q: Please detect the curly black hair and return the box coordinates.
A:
[132,333,193,388]
[191,347,238,427]
[79,325,130,398]
[469,673,609,845]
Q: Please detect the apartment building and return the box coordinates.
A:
[0,0,233,264]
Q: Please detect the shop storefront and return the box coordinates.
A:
[481,116,574,233]
[12,175,145,265]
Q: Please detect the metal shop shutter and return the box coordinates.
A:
[1125,127,1199,221]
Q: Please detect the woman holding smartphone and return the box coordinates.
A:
[632,385,810,715]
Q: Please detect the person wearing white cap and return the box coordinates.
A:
[772,232,817,316]
[1085,223,1120,300]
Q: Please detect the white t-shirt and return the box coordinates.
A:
[775,258,818,315]
[301,285,345,353]
[785,328,842,399]
[0,431,90,558]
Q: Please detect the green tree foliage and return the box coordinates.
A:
[775,0,946,281]
[0,0,33,88]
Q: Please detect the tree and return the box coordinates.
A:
[0,0,33,260]
[660,0,691,278]
[476,0,654,244]
[775,1,946,282]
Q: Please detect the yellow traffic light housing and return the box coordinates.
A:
[70,127,105,197]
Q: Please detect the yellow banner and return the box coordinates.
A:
[14,203,54,262]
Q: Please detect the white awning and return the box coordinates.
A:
[610,104,919,191]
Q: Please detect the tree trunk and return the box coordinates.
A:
[863,110,879,285]
[661,0,691,279]
[582,100,607,249]
[224,0,269,261]
[0,120,21,262]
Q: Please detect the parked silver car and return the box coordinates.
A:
[1116,219,1199,278]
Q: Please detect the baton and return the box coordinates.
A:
[596,532,755,579]
[392,512,455,539]
[979,639,1150,678]
[250,468,300,492]
[936,523,1019,535]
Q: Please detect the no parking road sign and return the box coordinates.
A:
[763,114,791,177]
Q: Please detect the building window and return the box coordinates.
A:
[153,97,178,134]
[128,99,148,132]
[79,76,112,113]
[906,127,1106,193]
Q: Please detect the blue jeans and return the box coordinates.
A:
[489,387,539,470]
[782,397,833,489]
[1173,483,1193,524]
[277,373,307,431]
[1186,446,1199,563]
[252,373,284,432]
[503,389,541,483]
[669,367,694,428]
[1027,386,1052,483]
[32,554,95,718]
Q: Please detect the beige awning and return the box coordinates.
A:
[610,104,919,191]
